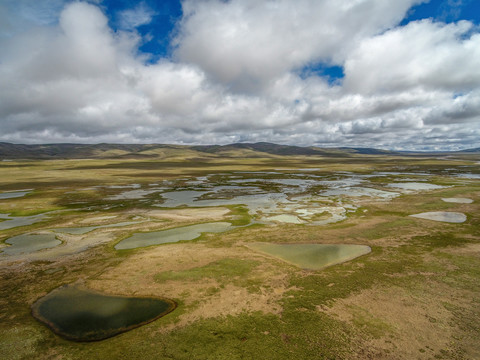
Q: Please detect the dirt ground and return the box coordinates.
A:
[87,243,290,328]
[320,242,480,359]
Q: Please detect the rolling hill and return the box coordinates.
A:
[0,142,478,160]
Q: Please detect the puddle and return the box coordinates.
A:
[409,211,467,223]
[1,233,61,255]
[228,179,270,184]
[317,178,365,189]
[0,213,50,230]
[209,185,259,194]
[299,206,348,225]
[107,189,163,200]
[387,182,446,191]
[31,284,175,342]
[454,173,480,179]
[247,243,371,270]
[106,184,141,189]
[158,190,288,215]
[160,190,210,207]
[320,187,398,199]
[442,198,473,204]
[115,222,234,250]
[373,171,431,177]
[0,190,32,199]
[264,214,304,224]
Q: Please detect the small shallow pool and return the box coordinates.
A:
[115,222,234,250]
[247,243,371,270]
[1,233,61,255]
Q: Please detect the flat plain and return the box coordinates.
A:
[0,144,479,359]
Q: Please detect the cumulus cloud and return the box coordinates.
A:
[174,0,425,92]
[118,2,156,30]
[344,19,480,94]
[0,0,479,150]
[423,90,480,124]
[0,3,146,134]
[0,0,68,38]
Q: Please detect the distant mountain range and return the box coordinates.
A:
[0,142,478,160]
[192,142,398,156]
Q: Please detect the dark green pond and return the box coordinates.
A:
[32,285,176,342]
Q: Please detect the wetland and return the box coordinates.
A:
[0,144,479,359]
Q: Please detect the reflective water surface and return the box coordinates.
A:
[0,190,32,199]
[31,284,176,341]
[409,211,467,223]
[248,243,371,270]
[1,233,61,255]
[115,222,234,250]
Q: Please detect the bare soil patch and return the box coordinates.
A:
[321,285,459,359]
[145,207,231,222]
[87,243,290,327]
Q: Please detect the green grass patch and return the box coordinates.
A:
[357,218,416,240]
[155,258,260,286]
[410,232,472,249]
[46,311,351,360]
[349,305,395,339]
[226,205,251,226]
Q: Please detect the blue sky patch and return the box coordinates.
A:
[402,0,479,25]
[100,0,182,59]
[299,63,345,85]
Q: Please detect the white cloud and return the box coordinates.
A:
[0,0,479,151]
[344,19,480,94]
[0,3,147,131]
[118,2,155,30]
[0,0,68,38]
[423,90,480,124]
[174,0,424,92]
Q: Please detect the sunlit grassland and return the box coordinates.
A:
[0,150,479,359]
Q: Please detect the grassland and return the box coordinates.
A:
[0,147,479,359]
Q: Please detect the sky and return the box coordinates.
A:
[0,0,479,150]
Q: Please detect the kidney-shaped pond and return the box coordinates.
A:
[248,243,371,270]
[31,285,176,342]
